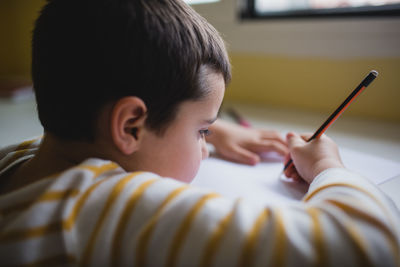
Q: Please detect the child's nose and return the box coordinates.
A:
[201,139,209,160]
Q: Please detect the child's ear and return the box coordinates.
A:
[110,96,147,155]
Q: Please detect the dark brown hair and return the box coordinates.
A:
[32,0,231,141]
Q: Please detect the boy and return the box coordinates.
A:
[0,0,399,266]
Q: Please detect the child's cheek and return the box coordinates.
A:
[176,157,202,184]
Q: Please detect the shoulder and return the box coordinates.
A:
[0,137,42,175]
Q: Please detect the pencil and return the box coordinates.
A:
[283,70,378,172]
[227,108,252,127]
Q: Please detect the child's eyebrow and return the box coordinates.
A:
[204,116,218,124]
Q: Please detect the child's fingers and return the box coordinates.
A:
[284,163,297,178]
[300,133,314,141]
[227,145,260,166]
[286,132,305,149]
[250,140,288,156]
[283,165,292,178]
[284,163,303,181]
[260,130,287,146]
[291,173,303,182]
[284,153,291,163]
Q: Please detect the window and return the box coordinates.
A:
[242,0,400,19]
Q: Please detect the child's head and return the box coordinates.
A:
[32,0,231,181]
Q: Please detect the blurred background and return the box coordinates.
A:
[0,0,400,147]
[192,0,400,122]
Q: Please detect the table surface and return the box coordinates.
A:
[1,98,400,207]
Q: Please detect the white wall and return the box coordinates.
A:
[192,0,400,58]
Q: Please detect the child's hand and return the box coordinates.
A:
[284,132,344,184]
[206,119,288,165]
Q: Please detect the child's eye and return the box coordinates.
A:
[199,129,212,138]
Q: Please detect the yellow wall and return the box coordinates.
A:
[1,1,399,122]
[0,0,45,81]
[226,54,400,122]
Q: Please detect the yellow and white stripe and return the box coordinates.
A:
[1,141,400,266]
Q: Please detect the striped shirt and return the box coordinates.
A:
[0,138,399,266]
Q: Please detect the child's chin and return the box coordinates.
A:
[172,170,198,184]
[175,175,196,184]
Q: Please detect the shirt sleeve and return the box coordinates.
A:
[73,168,400,267]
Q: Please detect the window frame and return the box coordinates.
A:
[241,1,400,19]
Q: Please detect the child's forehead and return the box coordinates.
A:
[176,81,224,121]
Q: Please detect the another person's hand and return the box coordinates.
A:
[284,132,344,184]
[206,119,288,165]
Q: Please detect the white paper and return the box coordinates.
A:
[191,148,400,205]
[339,147,400,185]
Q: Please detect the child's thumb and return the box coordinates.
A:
[286,132,304,148]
